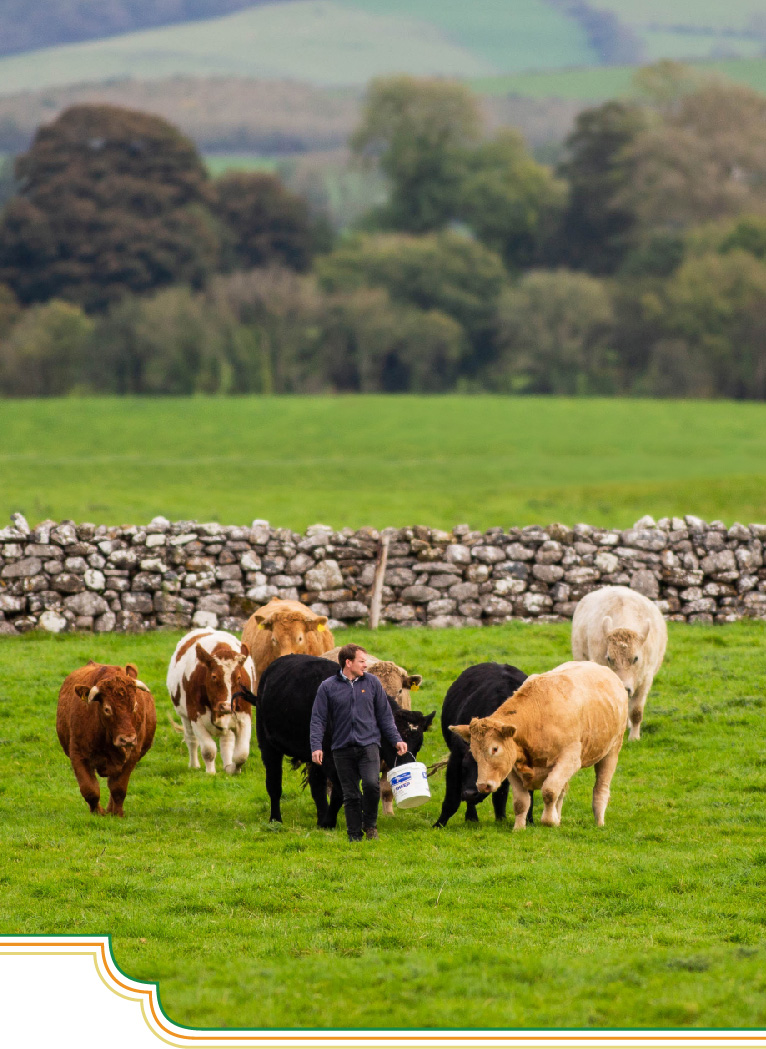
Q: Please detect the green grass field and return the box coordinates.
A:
[3,621,766,1029]
[204,154,282,177]
[1,395,766,532]
[476,55,766,101]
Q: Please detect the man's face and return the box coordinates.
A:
[345,650,368,678]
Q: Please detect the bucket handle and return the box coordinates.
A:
[393,751,415,767]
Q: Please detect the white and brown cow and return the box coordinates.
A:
[167,629,255,775]
[450,661,628,829]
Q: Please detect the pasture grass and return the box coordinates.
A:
[2,621,766,1030]
[204,154,282,177]
[474,56,766,101]
[2,395,766,531]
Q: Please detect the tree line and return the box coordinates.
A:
[3,63,766,398]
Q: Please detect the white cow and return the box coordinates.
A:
[167,629,255,774]
[572,585,667,741]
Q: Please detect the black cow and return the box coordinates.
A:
[255,654,435,827]
[433,661,532,829]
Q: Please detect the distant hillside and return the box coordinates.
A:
[0,1,288,57]
[4,0,766,78]
[0,1,596,94]
[592,1,766,61]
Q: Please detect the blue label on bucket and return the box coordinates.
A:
[391,771,411,787]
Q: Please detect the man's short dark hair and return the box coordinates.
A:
[338,643,366,669]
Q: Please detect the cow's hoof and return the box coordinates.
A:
[224,763,239,775]
[432,821,445,829]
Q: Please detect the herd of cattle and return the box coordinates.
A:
[55,586,668,829]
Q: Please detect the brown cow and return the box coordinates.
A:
[450,661,628,830]
[56,662,157,816]
[242,599,334,681]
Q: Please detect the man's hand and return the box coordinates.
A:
[312,749,323,765]
[396,741,408,756]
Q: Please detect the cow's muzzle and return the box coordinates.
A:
[115,736,137,750]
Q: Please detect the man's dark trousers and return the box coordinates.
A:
[333,743,380,840]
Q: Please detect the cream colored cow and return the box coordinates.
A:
[572,585,667,741]
[450,661,628,829]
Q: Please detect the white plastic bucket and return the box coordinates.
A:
[389,760,431,809]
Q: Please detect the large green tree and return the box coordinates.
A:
[494,269,617,394]
[214,171,318,273]
[0,104,220,311]
[457,129,566,270]
[619,81,766,239]
[553,99,648,274]
[648,250,766,399]
[0,299,94,396]
[351,75,481,233]
[315,230,507,375]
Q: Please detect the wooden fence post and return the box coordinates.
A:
[369,534,390,630]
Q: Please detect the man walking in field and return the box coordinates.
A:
[311,644,407,842]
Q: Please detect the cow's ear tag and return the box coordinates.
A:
[317,623,325,632]
[411,684,420,692]
[257,622,265,630]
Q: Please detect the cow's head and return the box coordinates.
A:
[368,660,423,709]
[195,643,249,728]
[75,664,148,753]
[603,617,650,698]
[255,610,328,658]
[382,701,435,768]
[449,715,521,795]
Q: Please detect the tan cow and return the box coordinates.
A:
[571,585,667,741]
[450,661,628,829]
[242,599,334,681]
[321,646,422,711]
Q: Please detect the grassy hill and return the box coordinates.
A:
[2,396,766,531]
[597,0,766,61]
[476,54,766,101]
[0,0,594,96]
[1,1,766,98]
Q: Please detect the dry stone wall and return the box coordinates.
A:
[1,511,765,635]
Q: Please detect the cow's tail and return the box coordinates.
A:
[167,712,185,734]
[290,758,312,791]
